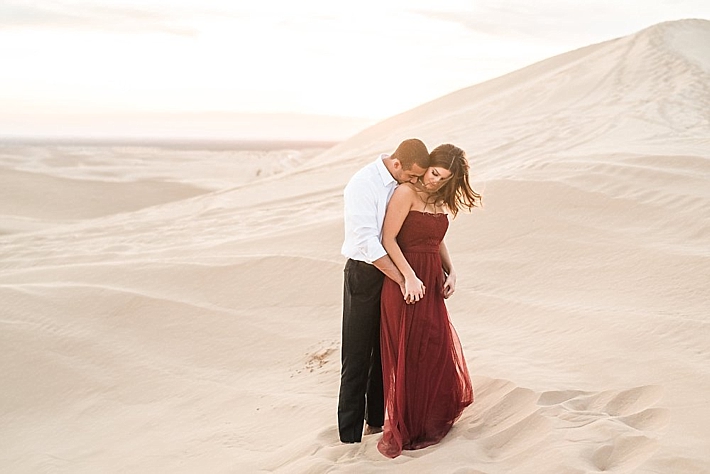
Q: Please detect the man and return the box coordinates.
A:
[338,138,430,443]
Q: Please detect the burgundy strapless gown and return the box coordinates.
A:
[378,210,473,458]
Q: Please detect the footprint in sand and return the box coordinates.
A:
[538,384,669,471]
[591,436,659,472]
[292,340,339,376]
[461,380,553,461]
[456,378,668,471]
[304,342,338,372]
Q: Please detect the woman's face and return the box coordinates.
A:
[420,166,453,191]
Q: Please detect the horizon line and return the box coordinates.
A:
[0,136,341,151]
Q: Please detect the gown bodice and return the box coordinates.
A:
[397,210,449,254]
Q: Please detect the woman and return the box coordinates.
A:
[378,144,482,458]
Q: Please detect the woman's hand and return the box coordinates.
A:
[403,276,426,304]
[442,270,457,299]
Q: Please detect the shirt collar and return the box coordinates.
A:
[375,153,397,187]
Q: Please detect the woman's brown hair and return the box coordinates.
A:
[427,144,482,217]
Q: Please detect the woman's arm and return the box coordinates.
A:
[439,239,457,298]
[382,185,426,303]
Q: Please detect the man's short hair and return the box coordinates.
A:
[392,138,429,170]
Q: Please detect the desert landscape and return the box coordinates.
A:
[1,19,709,473]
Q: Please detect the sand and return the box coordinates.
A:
[1,19,709,473]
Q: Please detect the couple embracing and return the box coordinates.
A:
[338,138,481,458]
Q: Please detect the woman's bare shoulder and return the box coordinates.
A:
[388,183,418,210]
[394,182,418,196]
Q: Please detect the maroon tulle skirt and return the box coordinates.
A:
[378,211,473,458]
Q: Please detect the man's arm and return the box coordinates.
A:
[344,179,389,263]
[372,254,405,290]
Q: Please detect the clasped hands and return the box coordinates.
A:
[401,276,426,304]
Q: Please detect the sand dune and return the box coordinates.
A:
[0,144,327,234]
[1,19,710,473]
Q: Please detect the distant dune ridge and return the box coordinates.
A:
[1,19,709,473]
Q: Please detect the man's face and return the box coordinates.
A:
[395,163,427,184]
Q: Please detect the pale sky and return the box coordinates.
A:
[1,0,709,140]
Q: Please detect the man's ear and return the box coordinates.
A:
[392,159,402,170]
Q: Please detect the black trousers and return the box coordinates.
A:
[337,258,385,443]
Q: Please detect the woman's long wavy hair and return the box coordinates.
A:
[427,144,482,217]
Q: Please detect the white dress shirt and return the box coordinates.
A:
[341,154,398,264]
